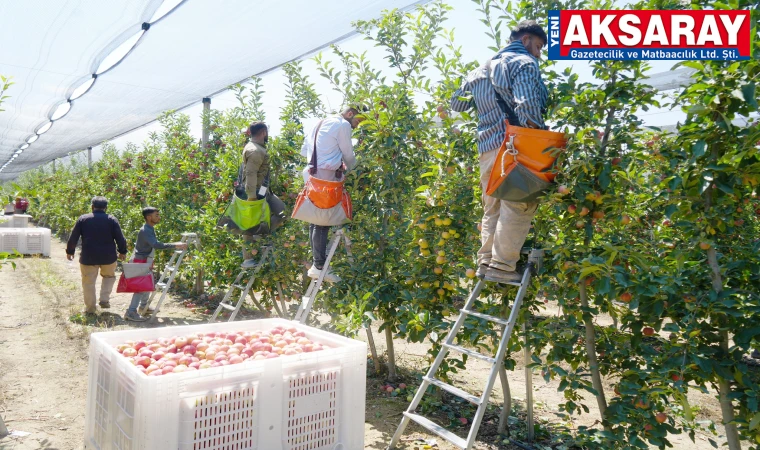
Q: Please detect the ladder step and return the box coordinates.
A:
[174,251,183,254]
[165,266,176,272]
[443,343,495,364]
[232,284,247,290]
[423,376,481,405]
[462,309,509,326]
[219,303,235,311]
[156,282,167,289]
[403,412,467,449]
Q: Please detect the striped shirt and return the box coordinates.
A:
[450,41,548,154]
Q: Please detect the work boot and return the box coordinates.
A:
[124,310,147,322]
[241,259,258,269]
[99,302,111,309]
[484,267,523,285]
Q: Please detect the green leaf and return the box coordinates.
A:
[675,391,694,421]
[691,140,706,158]
[741,83,758,109]
[749,412,760,431]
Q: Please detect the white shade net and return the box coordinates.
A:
[0,0,427,180]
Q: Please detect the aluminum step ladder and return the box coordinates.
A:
[388,249,544,450]
[293,227,352,324]
[145,233,202,324]
[208,245,274,323]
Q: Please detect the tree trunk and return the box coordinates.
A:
[707,247,742,450]
[579,281,609,429]
[385,324,397,381]
[366,327,382,374]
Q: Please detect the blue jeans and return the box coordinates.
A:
[128,292,151,314]
[309,224,330,269]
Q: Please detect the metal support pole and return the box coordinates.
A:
[87,146,92,172]
[524,321,534,441]
[201,97,211,149]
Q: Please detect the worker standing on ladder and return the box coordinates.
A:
[124,207,187,322]
[239,122,272,269]
[450,20,549,285]
[298,107,364,283]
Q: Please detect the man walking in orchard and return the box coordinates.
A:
[124,206,187,322]
[240,121,270,269]
[66,196,128,314]
[450,20,548,284]
[300,106,364,283]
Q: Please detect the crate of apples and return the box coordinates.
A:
[115,325,329,376]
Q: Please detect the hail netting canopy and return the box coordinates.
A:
[0,0,427,180]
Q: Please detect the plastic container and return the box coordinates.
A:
[10,214,32,228]
[0,228,25,254]
[24,228,51,256]
[83,319,366,450]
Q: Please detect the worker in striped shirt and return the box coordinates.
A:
[450,20,548,284]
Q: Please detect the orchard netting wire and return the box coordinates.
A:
[0,0,429,180]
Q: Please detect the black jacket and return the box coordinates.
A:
[66,211,128,265]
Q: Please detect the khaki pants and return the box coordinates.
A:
[478,150,538,272]
[80,263,117,313]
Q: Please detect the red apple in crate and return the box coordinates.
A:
[166,344,177,354]
[136,356,151,368]
[229,355,244,364]
[133,341,146,351]
[182,345,196,355]
[174,337,188,348]
[123,348,137,357]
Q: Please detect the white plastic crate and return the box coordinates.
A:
[0,228,50,256]
[84,319,366,450]
[0,214,30,228]
[0,228,25,254]
[24,228,51,257]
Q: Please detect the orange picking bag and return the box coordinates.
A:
[486,120,567,203]
[291,120,353,226]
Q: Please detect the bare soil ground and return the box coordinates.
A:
[0,236,734,450]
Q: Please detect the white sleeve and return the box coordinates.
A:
[301,131,311,159]
[337,121,356,170]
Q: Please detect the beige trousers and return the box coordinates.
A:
[80,263,117,313]
[477,150,538,272]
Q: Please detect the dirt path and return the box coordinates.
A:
[0,235,733,450]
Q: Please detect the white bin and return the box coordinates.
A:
[83,319,366,450]
[0,228,25,254]
[24,228,51,257]
[0,214,31,228]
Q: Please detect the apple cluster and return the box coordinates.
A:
[114,326,329,376]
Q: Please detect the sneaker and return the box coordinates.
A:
[322,268,340,283]
[307,265,321,279]
[241,259,258,269]
[137,306,155,316]
[484,267,523,285]
[99,302,111,309]
[475,264,489,279]
[307,266,340,283]
[124,310,148,322]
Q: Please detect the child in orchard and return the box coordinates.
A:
[124,207,187,322]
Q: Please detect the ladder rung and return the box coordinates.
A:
[462,309,509,326]
[403,412,467,449]
[219,303,235,311]
[165,266,176,272]
[156,282,167,289]
[443,343,495,364]
[423,376,481,405]
[174,250,183,254]
[232,284,247,290]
